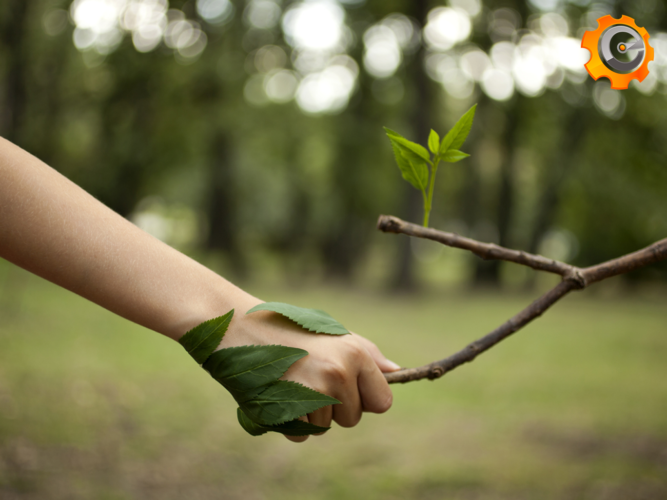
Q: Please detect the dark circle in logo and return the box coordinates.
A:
[598,25,645,74]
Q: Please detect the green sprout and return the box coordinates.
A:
[385,104,476,227]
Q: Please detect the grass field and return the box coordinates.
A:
[0,260,666,499]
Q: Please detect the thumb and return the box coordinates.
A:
[354,333,401,373]
[375,356,402,373]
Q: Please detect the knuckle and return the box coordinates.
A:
[342,338,365,361]
[323,360,347,384]
[366,338,379,351]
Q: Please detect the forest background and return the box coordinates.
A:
[1,0,666,498]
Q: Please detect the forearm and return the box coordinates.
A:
[0,137,256,339]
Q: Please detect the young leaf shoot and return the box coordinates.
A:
[385,104,476,227]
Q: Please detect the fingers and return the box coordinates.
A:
[308,405,333,435]
[284,435,308,443]
[332,343,393,424]
[332,378,362,428]
[354,333,401,373]
[284,416,309,443]
[357,350,393,414]
[283,406,332,442]
[282,333,396,442]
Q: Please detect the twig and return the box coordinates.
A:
[378,215,583,283]
[377,215,667,384]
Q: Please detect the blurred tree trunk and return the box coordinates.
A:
[206,131,247,279]
[1,0,29,145]
[391,0,431,291]
[474,102,519,286]
[97,88,150,217]
[460,94,489,258]
[472,0,531,286]
[321,118,372,281]
[0,0,31,317]
[526,108,585,271]
[319,18,381,281]
[31,32,70,166]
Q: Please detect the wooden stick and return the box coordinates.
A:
[377,215,667,384]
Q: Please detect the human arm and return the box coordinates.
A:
[0,137,398,441]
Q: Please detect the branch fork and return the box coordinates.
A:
[377,215,667,384]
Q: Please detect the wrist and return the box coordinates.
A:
[170,274,262,343]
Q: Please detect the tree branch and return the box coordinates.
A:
[377,215,667,384]
[377,215,583,283]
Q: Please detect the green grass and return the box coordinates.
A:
[0,260,666,499]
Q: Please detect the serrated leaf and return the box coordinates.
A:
[384,127,430,161]
[442,149,470,163]
[246,302,349,335]
[428,129,440,154]
[439,104,477,156]
[386,137,429,192]
[178,310,234,364]
[239,380,340,426]
[237,408,329,437]
[204,345,307,401]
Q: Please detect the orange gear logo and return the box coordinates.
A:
[581,15,654,90]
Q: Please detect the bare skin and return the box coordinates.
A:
[0,137,399,442]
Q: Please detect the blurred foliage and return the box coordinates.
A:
[1,0,666,288]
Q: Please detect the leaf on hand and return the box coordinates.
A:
[237,407,269,436]
[384,130,429,193]
[204,345,308,401]
[237,408,329,437]
[428,129,440,154]
[239,380,340,426]
[439,104,477,156]
[178,310,234,364]
[442,149,470,163]
[246,302,349,335]
[384,128,431,161]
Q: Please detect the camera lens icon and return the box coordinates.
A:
[582,15,654,90]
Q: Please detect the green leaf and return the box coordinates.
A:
[393,142,429,192]
[237,408,329,437]
[237,407,269,436]
[439,104,477,155]
[204,345,307,401]
[239,380,340,426]
[442,150,470,163]
[428,129,440,154]
[246,302,349,335]
[384,127,430,161]
[385,133,429,192]
[178,310,234,364]
[184,310,341,438]
[270,419,330,436]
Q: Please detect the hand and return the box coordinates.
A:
[220,303,401,442]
